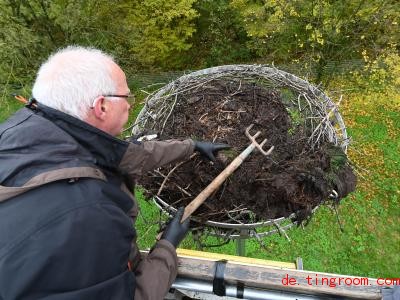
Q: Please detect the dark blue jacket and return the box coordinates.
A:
[0,104,193,300]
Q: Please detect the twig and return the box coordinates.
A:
[175,183,192,197]
[171,197,192,207]
[333,204,344,233]
[199,112,208,122]
[272,220,291,242]
[156,153,197,196]
[308,95,343,146]
[160,93,178,135]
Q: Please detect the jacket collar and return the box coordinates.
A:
[35,103,129,172]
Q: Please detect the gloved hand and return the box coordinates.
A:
[194,141,230,161]
[161,207,190,248]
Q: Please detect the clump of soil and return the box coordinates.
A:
[138,80,356,224]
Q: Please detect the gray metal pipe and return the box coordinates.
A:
[172,277,332,300]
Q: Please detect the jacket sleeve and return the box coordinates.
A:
[124,184,177,299]
[134,239,178,300]
[118,139,195,177]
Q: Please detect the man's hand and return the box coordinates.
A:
[161,207,190,248]
[194,141,230,161]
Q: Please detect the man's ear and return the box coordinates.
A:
[92,96,107,120]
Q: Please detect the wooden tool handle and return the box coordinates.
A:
[181,143,256,222]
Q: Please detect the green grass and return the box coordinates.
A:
[1,81,399,279]
[0,82,32,122]
[0,97,22,123]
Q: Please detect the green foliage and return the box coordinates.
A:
[230,0,399,82]
[0,95,22,123]
[328,147,347,172]
[287,108,303,135]
[0,0,129,85]
[1,0,399,80]
[121,0,198,70]
[0,82,32,123]
[350,48,400,93]
[0,1,50,84]
[186,0,252,67]
[0,0,198,82]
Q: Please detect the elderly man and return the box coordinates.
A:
[0,46,228,299]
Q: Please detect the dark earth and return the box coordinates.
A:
[138,80,357,224]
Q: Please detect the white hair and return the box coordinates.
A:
[32,46,118,120]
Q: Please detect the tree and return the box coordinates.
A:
[121,0,198,70]
[0,0,130,85]
[230,0,399,82]
[0,0,198,84]
[185,0,252,67]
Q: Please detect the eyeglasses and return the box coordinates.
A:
[103,94,135,104]
[90,94,135,108]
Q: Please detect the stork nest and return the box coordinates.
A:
[133,65,356,225]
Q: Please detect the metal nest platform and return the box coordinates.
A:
[133,65,349,247]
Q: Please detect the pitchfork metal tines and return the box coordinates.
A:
[244,124,274,157]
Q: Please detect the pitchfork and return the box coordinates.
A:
[181,124,274,222]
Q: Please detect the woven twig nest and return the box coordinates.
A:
[133,65,356,236]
